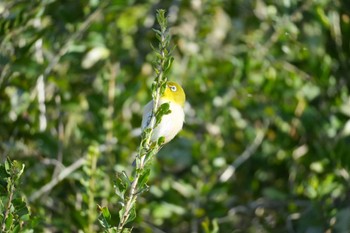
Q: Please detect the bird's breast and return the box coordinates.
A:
[152,101,184,143]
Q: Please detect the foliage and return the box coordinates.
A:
[99,10,174,233]
[1,0,350,232]
[0,158,33,232]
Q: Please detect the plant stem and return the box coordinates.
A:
[87,150,98,233]
[1,184,14,232]
[116,10,170,232]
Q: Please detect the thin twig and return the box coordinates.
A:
[220,124,269,182]
[1,184,14,232]
[29,157,86,202]
[42,5,105,78]
[87,151,98,233]
[53,96,64,178]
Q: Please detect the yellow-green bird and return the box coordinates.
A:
[142,81,186,144]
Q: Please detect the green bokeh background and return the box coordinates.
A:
[1,0,350,232]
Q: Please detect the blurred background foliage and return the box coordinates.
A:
[1,0,350,232]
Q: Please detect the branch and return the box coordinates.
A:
[1,184,14,232]
[42,5,105,78]
[29,157,85,202]
[220,124,269,182]
[116,9,172,232]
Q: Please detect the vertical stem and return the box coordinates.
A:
[1,184,14,232]
[87,149,98,233]
[106,62,118,148]
[117,10,170,232]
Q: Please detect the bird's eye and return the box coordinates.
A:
[169,85,177,92]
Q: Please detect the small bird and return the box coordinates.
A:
[142,81,185,144]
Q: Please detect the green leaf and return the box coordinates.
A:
[114,172,130,200]
[5,213,13,230]
[118,207,126,223]
[164,57,174,76]
[125,204,136,224]
[152,28,162,36]
[6,178,13,193]
[160,82,167,95]
[98,205,111,229]
[201,218,219,233]
[121,227,133,233]
[155,33,162,42]
[157,136,165,146]
[109,227,118,233]
[0,196,5,210]
[87,144,100,158]
[101,206,111,220]
[137,168,150,192]
[156,9,167,29]
[12,160,25,181]
[155,103,171,127]
[119,171,131,187]
[12,225,20,233]
[20,214,30,221]
[13,197,29,217]
[4,158,11,175]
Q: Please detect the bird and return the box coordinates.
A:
[141,81,185,144]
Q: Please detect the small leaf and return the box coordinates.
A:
[160,81,167,94]
[155,33,162,42]
[151,82,157,95]
[121,227,133,233]
[12,160,25,181]
[114,172,130,199]
[6,179,13,193]
[155,103,171,127]
[136,186,149,196]
[137,168,150,192]
[13,197,29,217]
[12,225,20,233]
[98,205,111,229]
[20,214,30,221]
[157,136,165,146]
[201,218,210,233]
[154,67,160,75]
[109,227,118,233]
[100,205,111,220]
[150,43,156,51]
[164,57,174,75]
[126,204,136,224]
[118,207,126,223]
[152,28,162,36]
[120,171,131,186]
[4,158,11,175]
[5,213,13,230]
[156,9,167,29]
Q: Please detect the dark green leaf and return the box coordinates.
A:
[13,197,29,217]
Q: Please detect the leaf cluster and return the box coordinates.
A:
[0,158,33,233]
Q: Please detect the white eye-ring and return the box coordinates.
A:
[169,85,177,92]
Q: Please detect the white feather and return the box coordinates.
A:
[141,99,184,143]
